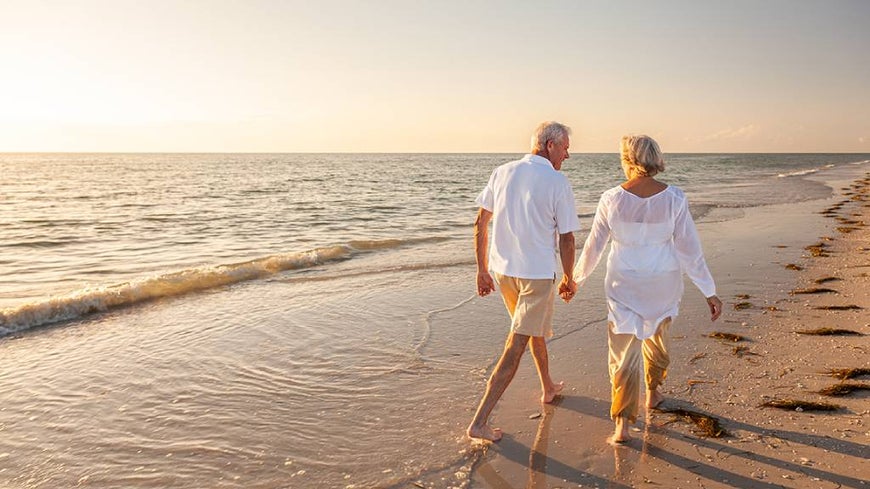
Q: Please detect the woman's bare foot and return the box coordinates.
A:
[542,381,565,404]
[608,417,631,445]
[467,423,503,441]
[646,389,664,409]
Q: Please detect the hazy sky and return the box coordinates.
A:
[1,0,868,152]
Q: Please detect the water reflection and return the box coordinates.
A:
[526,403,555,488]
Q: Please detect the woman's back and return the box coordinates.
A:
[602,185,685,274]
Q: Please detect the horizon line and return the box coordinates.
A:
[2,151,870,155]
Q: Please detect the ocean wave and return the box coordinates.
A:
[0,237,448,337]
[776,164,835,178]
[348,236,449,251]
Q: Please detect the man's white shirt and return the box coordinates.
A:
[476,154,581,279]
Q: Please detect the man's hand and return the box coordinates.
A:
[706,295,723,321]
[558,276,576,303]
[477,271,495,297]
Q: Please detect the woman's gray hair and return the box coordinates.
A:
[531,121,571,151]
[620,134,665,178]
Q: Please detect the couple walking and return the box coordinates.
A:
[468,121,723,444]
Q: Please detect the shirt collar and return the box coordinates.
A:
[524,154,555,168]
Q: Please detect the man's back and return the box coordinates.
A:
[477,154,579,279]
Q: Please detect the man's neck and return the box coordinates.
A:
[531,150,553,167]
[531,149,550,160]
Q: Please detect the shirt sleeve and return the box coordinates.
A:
[555,178,581,234]
[572,194,610,287]
[475,170,495,211]
[674,195,717,297]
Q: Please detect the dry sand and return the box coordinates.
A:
[465,170,869,489]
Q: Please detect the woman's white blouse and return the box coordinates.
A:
[573,185,716,340]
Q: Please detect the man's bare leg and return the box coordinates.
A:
[467,333,531,441]
[530,336,564,404]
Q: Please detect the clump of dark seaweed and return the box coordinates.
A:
[734,294,750,299]
[835,217,864,226]
[656,408,729,438]
[813,276,842,284]
[732,346,759,357]
[817,383,870,397]
[688,353,707,364]
[804,243,830,257]
[708,332,747,342]
[813,305,863,311]
[733,302,753,310]
[785,263,803,271]
[790,287,838,295]
[827,368,870,380]
[836,226,858,233]
[760,400,842,411]
[796,328,863,336]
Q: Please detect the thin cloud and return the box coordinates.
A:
[702,124,760,142]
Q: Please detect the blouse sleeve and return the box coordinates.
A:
[673,195,717,297]
[572,194,611,287]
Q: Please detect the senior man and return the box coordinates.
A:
[467,121,580,441]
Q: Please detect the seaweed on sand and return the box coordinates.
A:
[817,383,870,397]
[733,302,753,310]
[656,408,729,438]
[709,332,747,342]
[796,328,863,336]
[732,345,759,357]
[734,294,751,299]
[813,276,842,284]
[827,368,870,380]
[688,353,707,364]
[785,263,803,271]
[791,287,838,295]
[813,305,863,311]
[804,243,830,257]
[760,399,842,411]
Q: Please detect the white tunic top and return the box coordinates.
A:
[476,154,581,279]
[572,185,716,339]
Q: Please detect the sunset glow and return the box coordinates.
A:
[1,0,868,152]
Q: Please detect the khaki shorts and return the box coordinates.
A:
[493,273,555,338]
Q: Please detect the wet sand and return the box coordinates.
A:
[466,170,868,488]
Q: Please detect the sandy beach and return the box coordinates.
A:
[464,169,868,489]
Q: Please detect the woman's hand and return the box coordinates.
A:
[706,295,723,321]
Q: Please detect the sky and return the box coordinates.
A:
[0,0,868,153]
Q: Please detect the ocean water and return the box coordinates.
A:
[0,152,867,488]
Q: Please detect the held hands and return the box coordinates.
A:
[477,271,495,297]
[707,295,723,321]
[558,276,577,303]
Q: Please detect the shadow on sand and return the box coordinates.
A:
[477,394,865,489]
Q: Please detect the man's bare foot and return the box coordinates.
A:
[608,417,631,445]
[467,424,503,441]
[646,389,664,409]
[542,381,565,404]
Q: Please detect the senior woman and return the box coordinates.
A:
[570,135,723,444]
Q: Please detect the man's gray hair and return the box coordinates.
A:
[530,121,571,151]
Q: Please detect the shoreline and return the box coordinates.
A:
[467,168,868,488]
